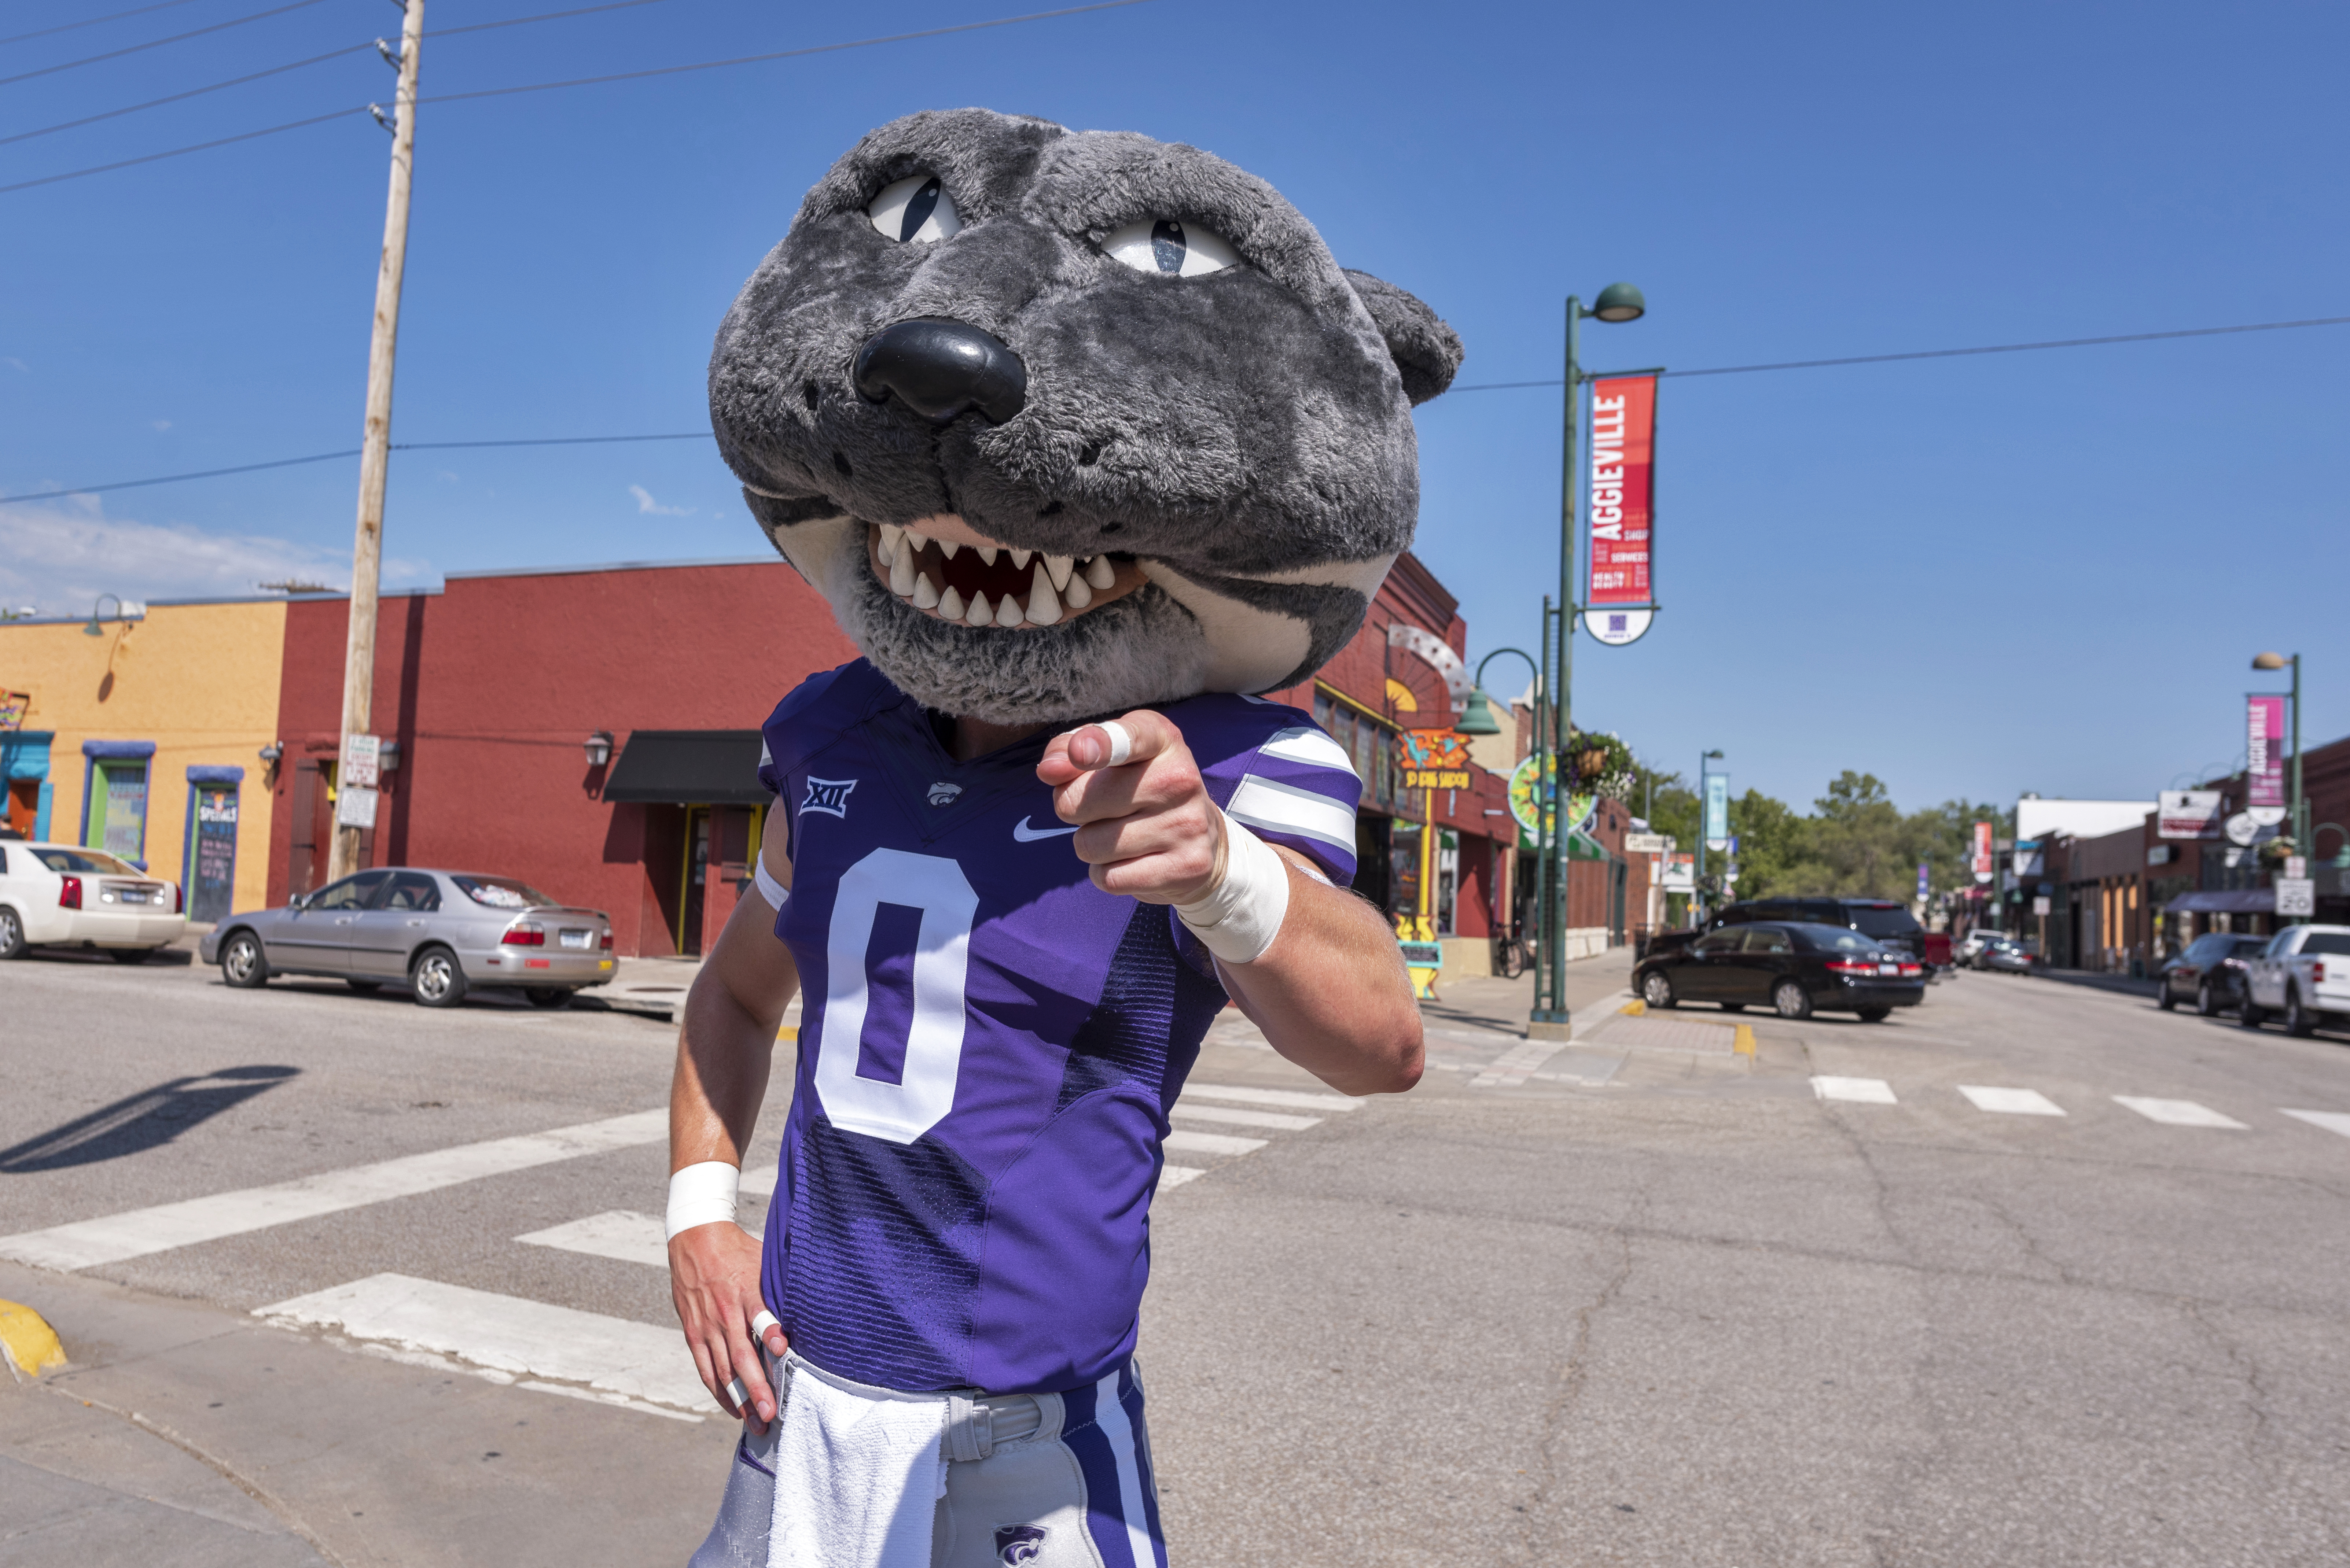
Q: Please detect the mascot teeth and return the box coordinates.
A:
[1009,549,1032,570]
[912,571,941,609]
[938,583,965,619]
[1083,556,1115,591]
[965,591,992,627]
[976,546,999,565]
[1044,554,1074,591]
[879,523,904,564]
[937,539,960,561]
[889,543,916,598]
[1063,573,1092,610]
[1025,564,1063,625]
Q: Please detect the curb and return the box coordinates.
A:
[0,1297,66,1378]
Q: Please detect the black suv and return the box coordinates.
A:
[1711,897,1926,962]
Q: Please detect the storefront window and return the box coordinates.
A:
[1313,689,1400,813]
[85,756,150,864]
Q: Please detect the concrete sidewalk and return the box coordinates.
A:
[0,1262,731,1568]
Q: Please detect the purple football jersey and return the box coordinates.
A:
[754,661,1360,1395]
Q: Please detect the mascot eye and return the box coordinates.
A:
[867,174,963,244]
[1102,219,1241,277]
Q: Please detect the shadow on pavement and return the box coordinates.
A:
[0,1066,300,1172]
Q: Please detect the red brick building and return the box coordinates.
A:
[262,551,1533,959]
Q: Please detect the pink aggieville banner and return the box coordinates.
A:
[2247,695,2286,809]
[1586,374,1658,606]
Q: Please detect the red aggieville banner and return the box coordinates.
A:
[1586,374,1658,607]
[2247,695,2286,809]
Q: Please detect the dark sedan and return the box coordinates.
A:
[1634,920,1926,1022]
[2158,932,2268,1015]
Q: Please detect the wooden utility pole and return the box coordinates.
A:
[329,0,424,882]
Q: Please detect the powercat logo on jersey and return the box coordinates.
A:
[994,1525,1048,1564]
[801,777,857,819]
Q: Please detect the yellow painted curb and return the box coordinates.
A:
[1733,1025,1757,1058]
[1620,999,1646,1017]
[0,1299,66,1377]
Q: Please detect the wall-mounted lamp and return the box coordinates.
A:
[584,731,614,768]
[378,740,401,771]
[258,742,284,765]
[82,593,122,637]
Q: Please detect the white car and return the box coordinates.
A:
[2241,923,2350,1037]
[0,840,187,962]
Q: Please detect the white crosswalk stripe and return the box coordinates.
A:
[1812,1076,1898,1104]
[1959,1085,2068,1116]
[1180,1083,1358,1112]
[0,1109,668,1272]
[1170,1103,1322,1131]
[2283,1109,2350,1139]
[256,1272,713,1420]
[1158,1165,1207,1189]
[1163,1128,1269,1158]
[2113,1096,2248,1129]
[516,1209,674,1268]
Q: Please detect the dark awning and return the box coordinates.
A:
[2165,888,2274,915]
[602,730,771,806]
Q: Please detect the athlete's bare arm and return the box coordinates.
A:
[668,806,798,1431]
[1038,710,1423,1097]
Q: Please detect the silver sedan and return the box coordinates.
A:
[199,867,615,1008]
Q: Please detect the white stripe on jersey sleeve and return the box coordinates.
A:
[1227,775,1357,854]
[1258,726,1357,777]
[759,737,773,768]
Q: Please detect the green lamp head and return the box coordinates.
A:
[1590,282,1647,323]
[1452,686,1503,737]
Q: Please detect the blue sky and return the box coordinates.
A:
[3,0,2344,811]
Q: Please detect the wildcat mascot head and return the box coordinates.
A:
[710,108,1462,724]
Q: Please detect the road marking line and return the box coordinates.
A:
[1169,1103,1321,1131]
[1812,1076,1898,1105]
[1162,1129,1268,1157]
[1158,1165,1206,1189]
[2113,1096,2247,1129]
[0,1109,667,1272]
[1958,1085,2067,1117]
[256,1272,713,1417]
[516,1210,671,1268]
[2281,1109,2350,1139]
[1181,1083,1358,1112]
[1471,1038,1565,1087]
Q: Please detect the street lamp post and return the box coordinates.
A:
[2252,651,2306,856]
[1696,748,1724,920]
[1454,646,1545,979]
[1531,283,1646,1040]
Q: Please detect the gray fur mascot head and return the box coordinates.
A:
[710,107,1463,725]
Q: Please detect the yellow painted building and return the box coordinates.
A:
[0,598,285,920]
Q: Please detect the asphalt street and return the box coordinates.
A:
[3,944,2347,1565]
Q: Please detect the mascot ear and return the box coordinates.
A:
[1343,269,1464,406]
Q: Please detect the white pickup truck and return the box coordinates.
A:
[2241,923,2350,1037]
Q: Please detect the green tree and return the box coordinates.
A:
[1804,771,1910,898]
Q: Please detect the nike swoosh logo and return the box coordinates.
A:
[1012,816,1079,842]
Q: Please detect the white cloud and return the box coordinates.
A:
[0,498,375,613]
[629,484,692,517]
[3,357,26,373]
[152,420,172,432]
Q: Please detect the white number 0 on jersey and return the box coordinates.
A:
[814,848,978,1144]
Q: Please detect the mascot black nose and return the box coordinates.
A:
[853,318,1027,425]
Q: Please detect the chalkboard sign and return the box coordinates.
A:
[190,786,239,923]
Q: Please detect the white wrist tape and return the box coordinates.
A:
[1094,720,1135,766]
[666,1161,740,1239]
[1175,811,1291,965]
[753,853,789,910]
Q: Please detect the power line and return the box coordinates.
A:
[1447,314,2350,393]
[418,0,1150,106]
[0,433,712,506]
[0,0,207,49]
[0,0,1152,194]
[431,0,684,39]
[0,0,332,89]
[11,306,2342,506]
[0,0,685,151]
[0,41,369,149]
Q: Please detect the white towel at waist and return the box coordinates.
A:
[771,1354,949,1568]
